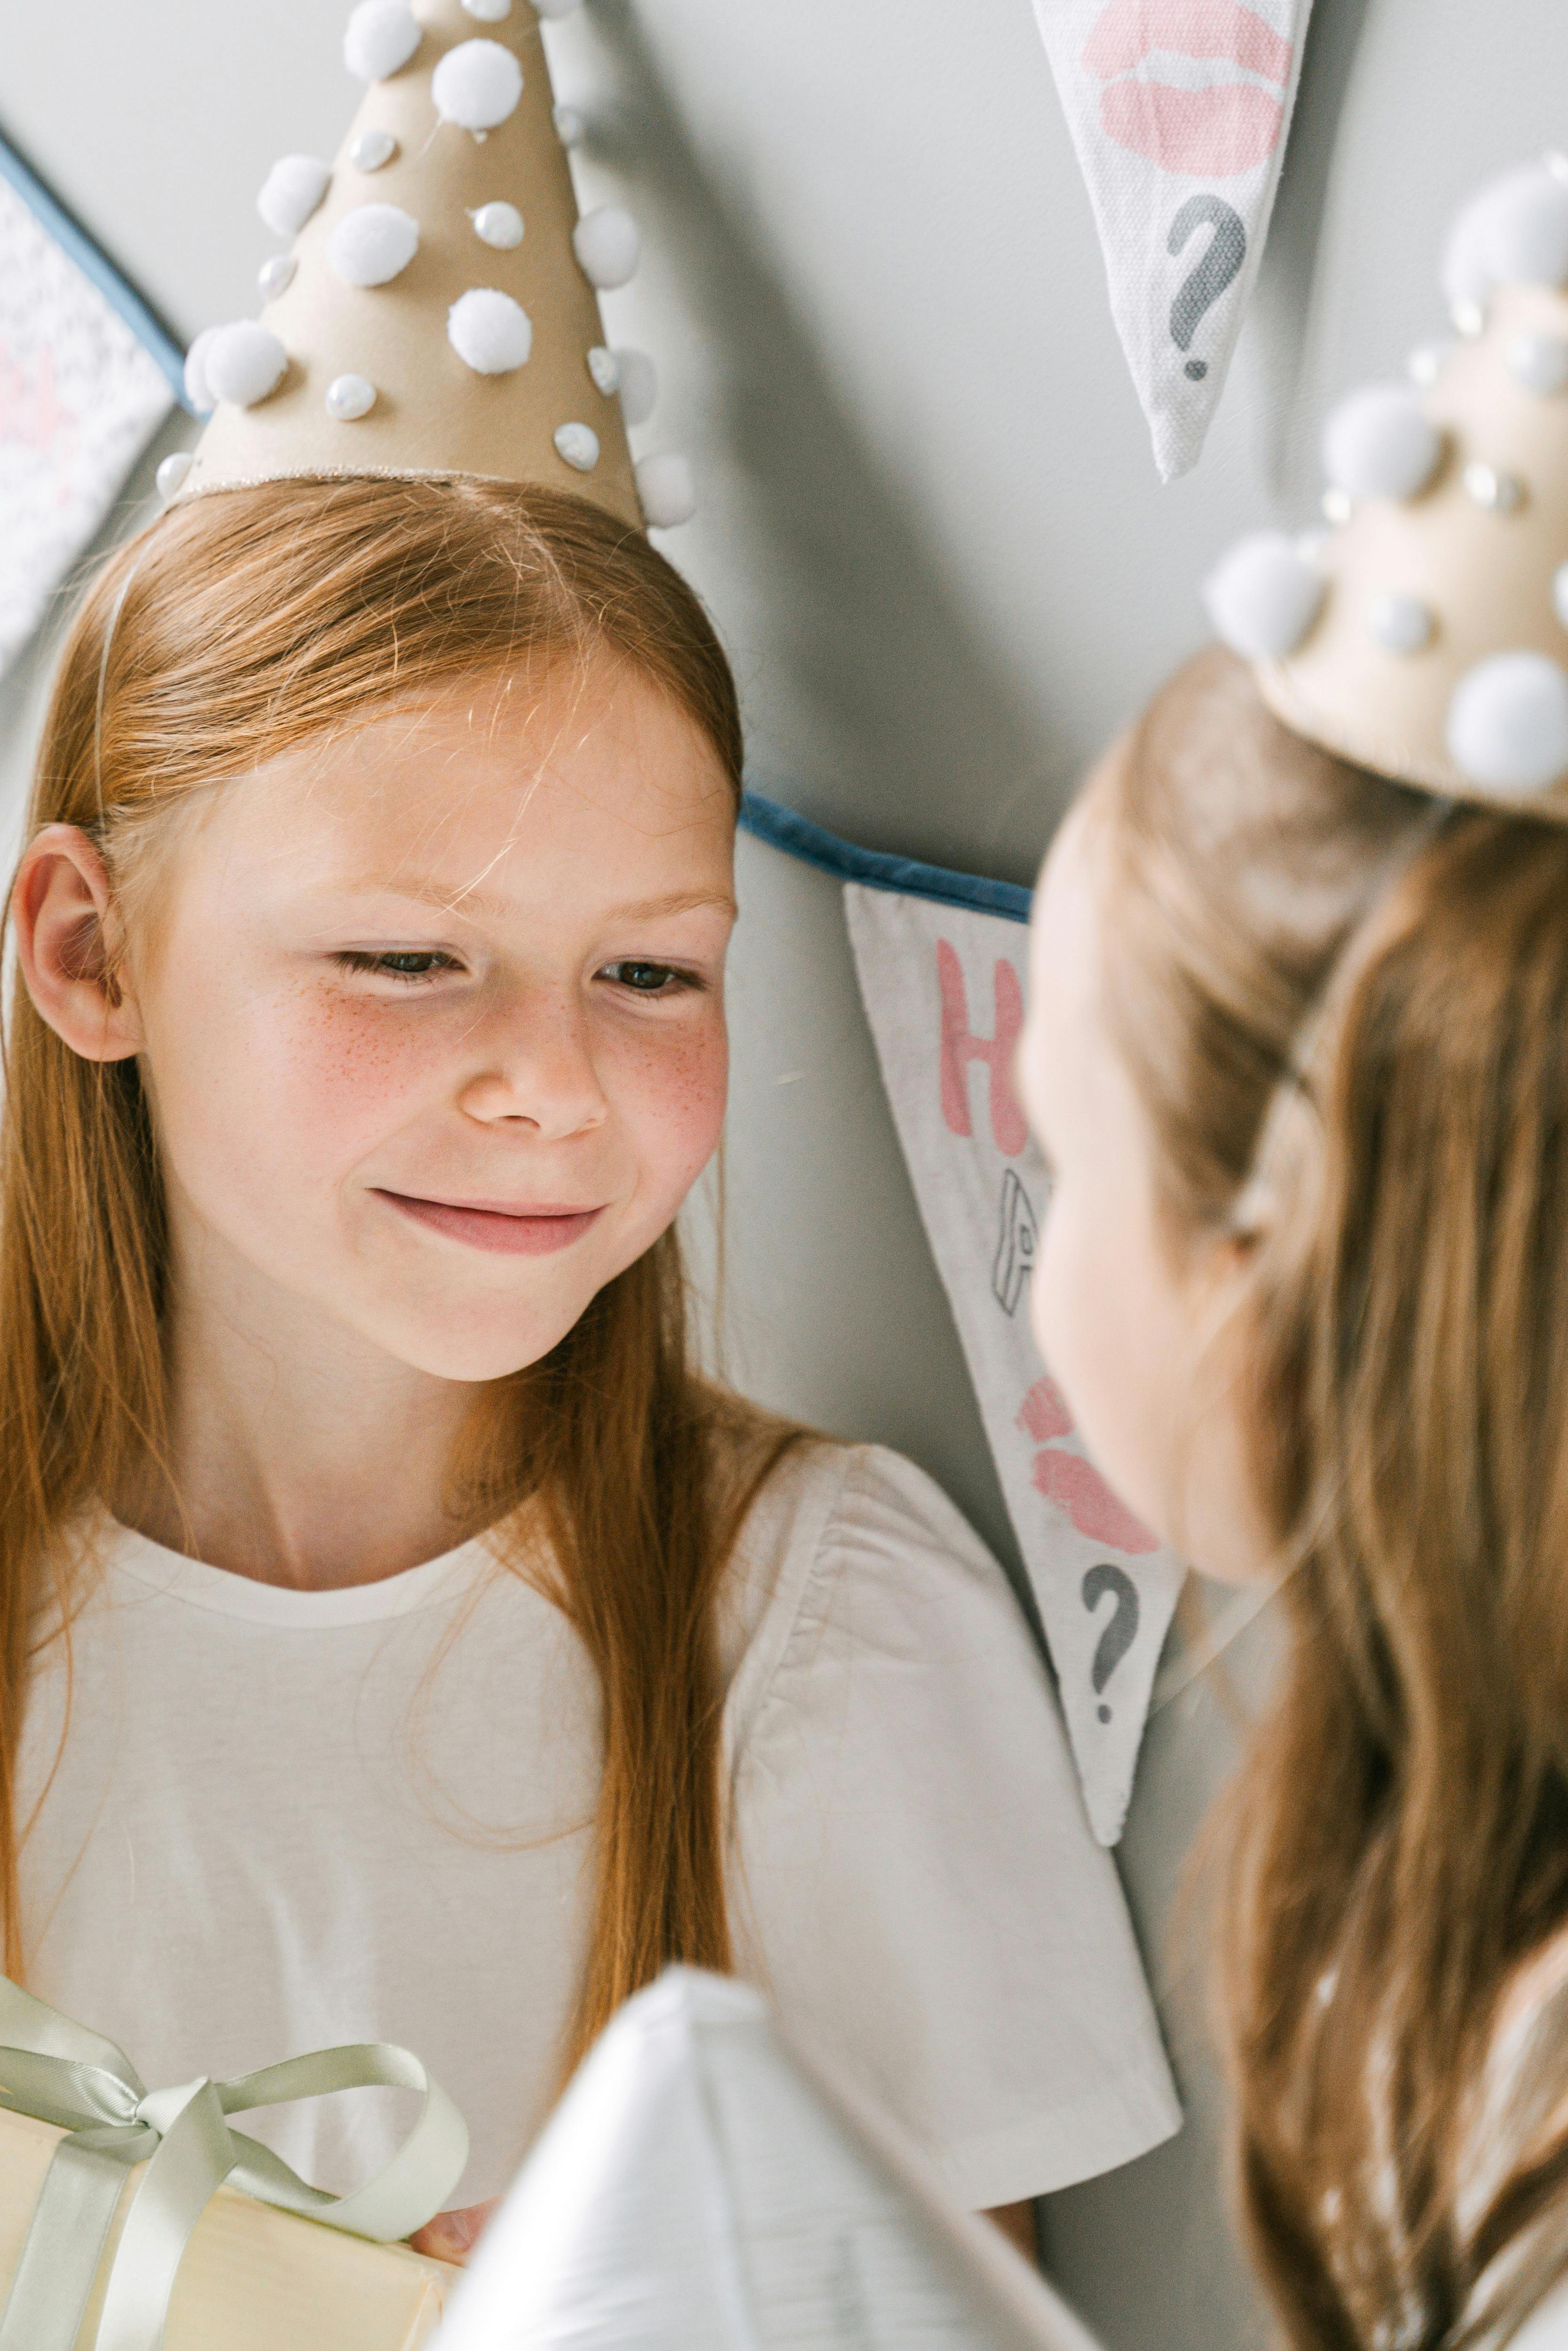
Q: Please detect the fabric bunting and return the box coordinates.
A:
[1028,0,1316,480]
[739,796,1184,1846]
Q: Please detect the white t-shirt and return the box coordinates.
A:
[16,1442,1179,2212]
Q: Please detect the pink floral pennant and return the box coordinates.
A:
[846,883,1184,1846]
[1030,0,1316,478]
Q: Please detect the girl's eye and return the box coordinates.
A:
[335,950,461,984]
[602,961,700,996]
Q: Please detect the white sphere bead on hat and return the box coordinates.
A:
[1443,165,1568,316]
[574,207,639,291]
[472,201,524,250]
[326,203,420,287]
[1407,341,1454,388]
[1366,592,1434,656]
[635,454,697,530]
[553,104,586,147]
[156,451,193,502]
[203,322,289,409]
[554,422,600,473]
[432,41,523,133]
[1508,332,1568,395]
[1202,533,1325,661]
[344,0,421,80]
[349,129,398,172]
[183,327,219,413]
[258,254,297,301]
[257,154,331,239]
[463,0,512,16]
[1322,383,1442,503]
[586,347,621,395]
[325,373,377,420]
[612,347,657,427]
[448,288,533,373]
[1448,653,1568,795]
[1463,461,1525,513]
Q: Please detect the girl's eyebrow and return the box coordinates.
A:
[327,882,737,922]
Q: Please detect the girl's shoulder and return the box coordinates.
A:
[713,1421,1041,1733]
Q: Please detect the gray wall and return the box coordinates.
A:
[3,3,1563,2345]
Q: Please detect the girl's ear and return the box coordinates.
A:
[12,825,142,1063]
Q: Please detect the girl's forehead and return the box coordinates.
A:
[184,670,737,920]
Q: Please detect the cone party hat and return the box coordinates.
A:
[170,0,693,533]
[1203,157,1568,814]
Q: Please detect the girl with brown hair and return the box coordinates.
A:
[0,0,1182,2272]
[1018,158,1568,2351]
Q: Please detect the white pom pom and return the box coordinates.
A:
[463,0,512,16]
[554,422,600,472]
[258,254,297,301]
[1508,332,1568,395]
[472,201,524,249]
[636,454,696,530]
[448,288,533,373]
[553,104,585,146]
[349,129,398,171]
[613,347,657,427]
[573,206,639,290]
[1463,461,1525,513]
[156,451,193,502]
[344,0,421,80]
[1323,383,1442,502]
[1202,533,1324,661]
[326,373,377,420]
[432,40,523,132]
[326,203,420,287]
[1366,592,1434,655]
[1448,653,1568,793]
[184,328,219,412]
[203,322,288,409]
[257,154,331,239]
[1443,166,1568,314]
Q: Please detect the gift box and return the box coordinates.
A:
[0,2105,457,2351]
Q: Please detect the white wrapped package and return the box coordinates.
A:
[435,1969,1107,2351]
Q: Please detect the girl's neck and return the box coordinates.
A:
[118,1217,484,1591]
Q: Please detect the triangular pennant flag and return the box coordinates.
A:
[1029,0,1315,478]
[845,884,1183,1846]
[434,1969,1106,2351]
[0,136,181,679]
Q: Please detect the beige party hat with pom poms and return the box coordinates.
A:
[166,0,693,532]
[1204,157,1568,813]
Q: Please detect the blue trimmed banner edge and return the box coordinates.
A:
[739,791,1032,923]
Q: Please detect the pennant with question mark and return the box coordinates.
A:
[1028,0,1315,479]
[845,882,1184,1846]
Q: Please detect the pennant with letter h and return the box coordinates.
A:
[847,884,1183,1846]
[1029,0,1315,479]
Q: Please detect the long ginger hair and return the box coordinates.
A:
[1090,646,1568,2348]
[4,474,798,2074]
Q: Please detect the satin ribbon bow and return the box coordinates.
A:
[0,1976,468,2351]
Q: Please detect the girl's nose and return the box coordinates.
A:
[456,993,608,1139]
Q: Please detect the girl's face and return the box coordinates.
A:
[1017,790,1273,1585]
[27,658,737,1384]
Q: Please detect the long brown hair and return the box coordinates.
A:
[1090,645,1568,2348]
[5,474,799,2074]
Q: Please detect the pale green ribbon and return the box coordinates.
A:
[0,1976,469,2351]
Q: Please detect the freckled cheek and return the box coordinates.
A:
[163,991,440,1185]
[605,1015,729,1193]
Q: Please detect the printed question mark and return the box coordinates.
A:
[1167,195,1246,382]
[1081,1563,1140,1723]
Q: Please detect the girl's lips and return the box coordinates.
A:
[374,1191,605,1256]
